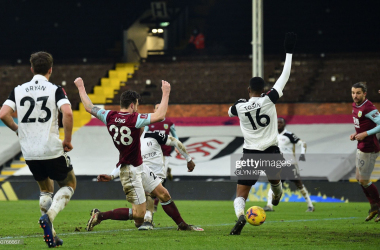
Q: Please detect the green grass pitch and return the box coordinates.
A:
[1,200,380,249]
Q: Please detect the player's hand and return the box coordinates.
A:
[299,154,306,161]
[74,77,85,88]
[175,148,180,155]
[161,80,171,95]
[355,132,368,141]
[284,32,297,54]
[187,160,195,172]
[97,174,112,182]
[62,140,73,152]
[350,132,358,141]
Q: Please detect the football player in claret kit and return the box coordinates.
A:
[145,102,180,211]
[228,32,297,235]
[264,117,314,212]
[350,82,380,222]
[74,77,202,231]
[88,131,195,231]
[0,52,75,248]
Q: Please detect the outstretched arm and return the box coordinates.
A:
[272,32,297,97]
[165,135,195,172]
[296,140,307,161]
[150,80,171,123]
[73,77,101,116]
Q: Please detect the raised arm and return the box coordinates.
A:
[272,32,297,96]
[73,77,100,116]
[150,80,171,123]
[61,104,73,152]
[166,135,195,172]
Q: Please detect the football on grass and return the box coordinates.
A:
[245,206,266,226]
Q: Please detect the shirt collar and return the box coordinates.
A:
[279,129,287,135]
[31,75,48,82]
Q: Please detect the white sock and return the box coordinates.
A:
[144,211,153,223]
[46,187,74,222]
[267,188,273,207]
[40,192,56,237]
[234,197,246,218]
[299,185,313,207]
[271,181,283,197]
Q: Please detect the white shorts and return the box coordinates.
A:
[145,162,166,180]
[163,156,171,175]
[120,164,162,205]
[356,149,379,179]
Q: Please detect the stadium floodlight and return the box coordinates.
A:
[160,22,170,27]
[158,29,164,33]
[152,29,158,33]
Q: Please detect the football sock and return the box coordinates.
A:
[145,194,155,223]
[40,192,56,237]
[266,189,273,207]
[363,183,380,206]
[234,197,246,218]
[46,186,74,222]
[299,185,313,207]
[39,192,53,215]
[360,184,375,204]
[98,208,132,221]
[161,199,185,225]
[271,181,283,196]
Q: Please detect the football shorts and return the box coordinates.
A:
[120,164,161,205]
[26,153,73,181]
[356,149,379,179]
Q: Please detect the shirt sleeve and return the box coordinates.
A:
[265,88,280,104]
[144,126,149,132]
[96,109,111,125]
[55,87,71,111]
[228,106,238,117]
[3,88,16,111]
[365,110,380,136]
[296,140,306,154]
[272,53,293,99]
[144,131,168,145]
[170,124,179,139]
[135,113,151,128]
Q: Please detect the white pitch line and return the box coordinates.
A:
[0,217,360,240]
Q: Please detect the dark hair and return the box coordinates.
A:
[249,77,265,92]
[352,82,367,93]
[30,52,53,75]
[120,90,141,109]
[278,117,286,124]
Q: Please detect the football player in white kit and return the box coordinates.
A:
[89,130,197,231]
[0,52,76,247]
[228,33,297,235]
[263,117,314,212]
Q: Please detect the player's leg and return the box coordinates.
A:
[230,180,255,235]
[86,164,146,231]
[138,193,155,230]
[264,188,274,211]
[268,178,282,206]
[356,150,380,221]
[289,164,314,212]
[143,166,203,231]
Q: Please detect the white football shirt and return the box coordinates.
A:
[228,53,293,151]
[3,74,71,160]
[141,131,168,179]
[278,129,304,164]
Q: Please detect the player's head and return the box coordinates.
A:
[248,77,265,95]
[153,101,160,113]
[351,82,367,104]
[120,90,141,112]
[30,51,53,76]
[277,117,286,132]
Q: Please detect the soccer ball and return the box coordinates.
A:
[245,206,266,226]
